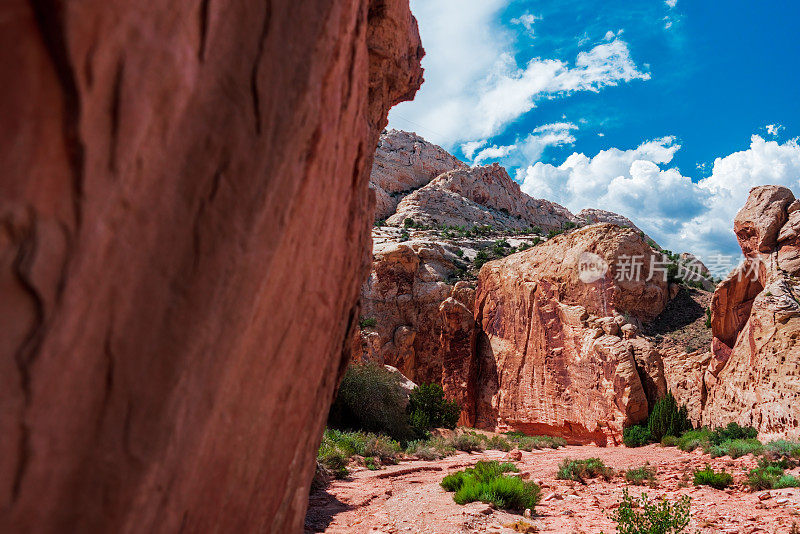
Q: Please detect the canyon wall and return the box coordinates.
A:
[473,224,671,445]
[703,186,800,439]
[0,0,422,531]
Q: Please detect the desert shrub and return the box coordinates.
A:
[453,433,485,453]
[624,425,652,447]
[705,307,712,328]
[677,428,712,452]
[317,429,402,478]
[358,316,377,329]
[647,393,692,442]
[708,438,763,459]
[454,248,464,257]
[517,243,530,252]
[504,432,565,451]
[474,250,490,269]
[530,226,543,235]
[407,383,460,434]
[625,463,657,486]
[556,458,613,483]
[328,362,414,440]
[487,435,513,452]
[746,458,800,491]
[765,439,800,460]
[399,230,410,242]
[661,435,679,447]
[709,422,758,445]
[405,436,456,460]
[610,489,691,534]
[441,461,540,512]
[693,465,733,489]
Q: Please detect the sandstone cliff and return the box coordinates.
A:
[370,130,468,220]
[387,163,577,231]
[703,185,800,439]
[472,224,672,445]
[0,1,422,531]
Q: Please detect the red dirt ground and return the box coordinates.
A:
[305,445,800,533]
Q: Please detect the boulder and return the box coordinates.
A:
[0,0,422,531]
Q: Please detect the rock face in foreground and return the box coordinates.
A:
[388,163,577,231]
[370,130,467,220]
[704,186,800,438]
[0,1,422,531]
[473,224,671,445]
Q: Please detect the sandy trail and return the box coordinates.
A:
[305,445,800,533]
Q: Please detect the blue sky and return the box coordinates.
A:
[388,0,800,274]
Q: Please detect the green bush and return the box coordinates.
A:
[407,383,460,434]
[647,393,692,442]
[358,316,377,329]
[317,429,402,478]
[441,461,540,512]
[677,428,712,452]
[556,458,613,483]
[625,463,657,486]
[610,489,691,534]
[624,425,653,447]
[708,438,763,459]
[661,435,679,447]
[693,465,733,489]
[453,433,485,452]
[328,362,414,441]
[746,458,800,491]
[709,422,758,445]
[487,435,512,452]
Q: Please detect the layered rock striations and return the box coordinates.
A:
[470,224,675,444]
[0,0,422,531]
[703,186,800,438]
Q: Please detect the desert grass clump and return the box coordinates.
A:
[441,461,540,512]
[503,432,565,451]
[764,439,800,461]
[692,465,733,489]
[625,463,657,486]
[487,435,513,452]
[609,489,691,534]
[556,458,613,483]
[746,458,800,491]
[317,429,402,478]
[708,438,763,459]
[676,428,712,452]
[453,432,485,453]
[405,436,456,460]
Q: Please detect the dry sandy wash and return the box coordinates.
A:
[306,446,800,533]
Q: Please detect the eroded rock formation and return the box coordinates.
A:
[473,224,672,445]
[370,130,467,220]
[703,186,800,439]
[0,0,422,531]
[387,163,577,231]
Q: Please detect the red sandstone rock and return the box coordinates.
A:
[473,224,672,445]
[704,186,800,438]
[0,0,422,531]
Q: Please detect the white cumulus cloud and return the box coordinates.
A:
[518,134,800,274]
[388,1,650,150]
